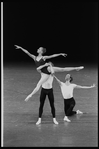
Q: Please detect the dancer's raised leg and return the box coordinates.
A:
[52,66,84,72]
[25,74,50,101]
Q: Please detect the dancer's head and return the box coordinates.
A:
[48,62,54,74]
[37,47,46,55]
[65,74,73,82]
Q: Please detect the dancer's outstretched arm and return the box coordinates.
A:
[15,45,36,60]
[43,53,67,60]
[75,84,96,89]
[53,75,62,86]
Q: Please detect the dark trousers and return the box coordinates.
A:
[39,88,55,118]
[64,97,76,116]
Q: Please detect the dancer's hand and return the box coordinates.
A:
[15,45,22,49]
[61,53,67,57]
[76,66,84,71]
[25,94,32,102]
[44,63,50,67]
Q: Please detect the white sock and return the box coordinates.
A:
[64,116,71,122]
[76,110,83,114]
[36,118,41,125]
[53,118,59,125]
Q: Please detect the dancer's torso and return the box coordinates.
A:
[60,83,77,99]
[35,57,51,75]
[35,56,46,67]
[42,75,53,89]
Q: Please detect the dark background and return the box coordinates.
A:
[3,2,98,66]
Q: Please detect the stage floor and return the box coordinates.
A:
[3,64,98,147]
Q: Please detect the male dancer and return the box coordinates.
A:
[54,74,95,122]
[36,73,58,125]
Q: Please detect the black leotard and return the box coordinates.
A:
[35,57,51,75]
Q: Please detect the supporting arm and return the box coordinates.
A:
[53,75,62,86]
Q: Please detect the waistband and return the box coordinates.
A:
[64,97,74,100]
[42,87,53,91]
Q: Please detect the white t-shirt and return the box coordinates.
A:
[60,83,77,99]
[42,75,53,89]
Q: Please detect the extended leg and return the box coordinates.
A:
[25,74,50,101]
[52,66,84,72]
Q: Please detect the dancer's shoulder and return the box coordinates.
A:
[70,83,77,87]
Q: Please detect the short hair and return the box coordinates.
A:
[70,76,73,82]
[42,48,46,54]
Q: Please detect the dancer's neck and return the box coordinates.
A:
[38,53,42,57]
[65,81,70,85]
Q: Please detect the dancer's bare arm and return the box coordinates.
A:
[43,53,67,60]
[53,75,62,86]
[36,63,50,71]
[75,84,96,89]
[15,45,36,60]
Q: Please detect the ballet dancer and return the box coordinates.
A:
[54,74,96,122]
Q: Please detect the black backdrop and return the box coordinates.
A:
[3,2,98,65]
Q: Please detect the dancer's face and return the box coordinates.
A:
[37,47,43,54]
[65,74,71,82]
[66,78,70,82]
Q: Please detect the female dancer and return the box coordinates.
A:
[15,45,84,101]
[54,74,95,122]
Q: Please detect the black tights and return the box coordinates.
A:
[64,97,76,116]
[39,88,55,118]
